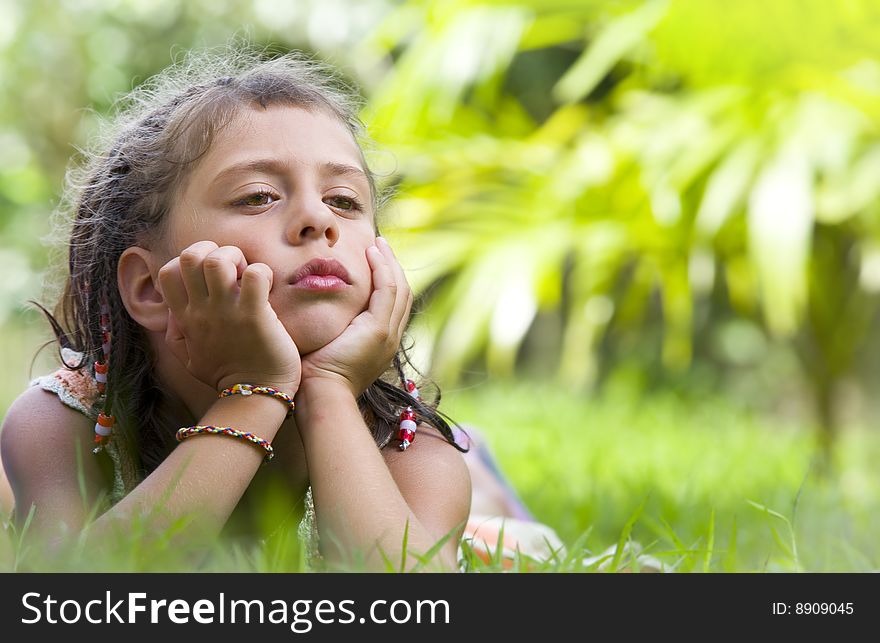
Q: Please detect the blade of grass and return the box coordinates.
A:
[13,503,36,572]
[377,544,396,573]
[561,526,593,571]
[458,538,477,572]
[408,521,462,572]
[398,519,410,573]
[702,509,715,573]
[723,515,738,572]
[611,496,647,572]
[747,499,800,571]
[490,520,507,570]
[657,517,688,556]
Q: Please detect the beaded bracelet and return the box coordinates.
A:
[218,383,296,417]
[176,425,275,464]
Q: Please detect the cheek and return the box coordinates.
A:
[353,227,378,279]
[346,251,374,315]
[164,200,211,246]
[354,248,373,287]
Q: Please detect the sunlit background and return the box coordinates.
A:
[2,0,880,570]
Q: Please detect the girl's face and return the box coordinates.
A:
[163,105,376,354]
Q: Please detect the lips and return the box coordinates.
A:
[289,257,352,286]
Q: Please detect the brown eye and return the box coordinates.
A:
[325,195,364,212]
[235,189,279,208]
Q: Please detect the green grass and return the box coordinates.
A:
[2,319,879,571]
[442,378,880,572]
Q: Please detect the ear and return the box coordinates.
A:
[117,246,167,333]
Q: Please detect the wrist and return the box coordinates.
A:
[207,394,288,440]
[294,377,358,430]
[294,374,357,403]
[297,372,357,399]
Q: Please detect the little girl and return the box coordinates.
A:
[0,47,556,571]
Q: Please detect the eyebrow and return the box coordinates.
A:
[210,158,369,186]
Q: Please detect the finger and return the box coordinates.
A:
[178,240,219,302]
[376,237,411,336]
[397,287,414,340]
[239,262,274,309]
[164,308,190,367]
[203,245,248,300]
[365,243,397,333]
[157,257,189,315]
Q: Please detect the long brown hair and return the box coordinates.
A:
[35,46,466,480]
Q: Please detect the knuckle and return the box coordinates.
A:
[251,263,271,278]
[179,250,202,267]
[180,241,218,263]
[243,264,262,278]
[157,262,178,280]
[203,255,226,271]
[220,245,244,258]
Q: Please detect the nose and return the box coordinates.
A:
[286,193,339,246]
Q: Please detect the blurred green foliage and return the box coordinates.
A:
[1,1,879,447]
[365,0,880,444]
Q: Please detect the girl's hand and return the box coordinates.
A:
[158,241,302,398]
[299,237,413,397]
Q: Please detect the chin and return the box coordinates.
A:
[283,312,353,355]
[294,331,341,356]
[273,287,368,355]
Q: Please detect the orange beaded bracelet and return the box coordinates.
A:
[176,425,274,464]
[217,383,296,417]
